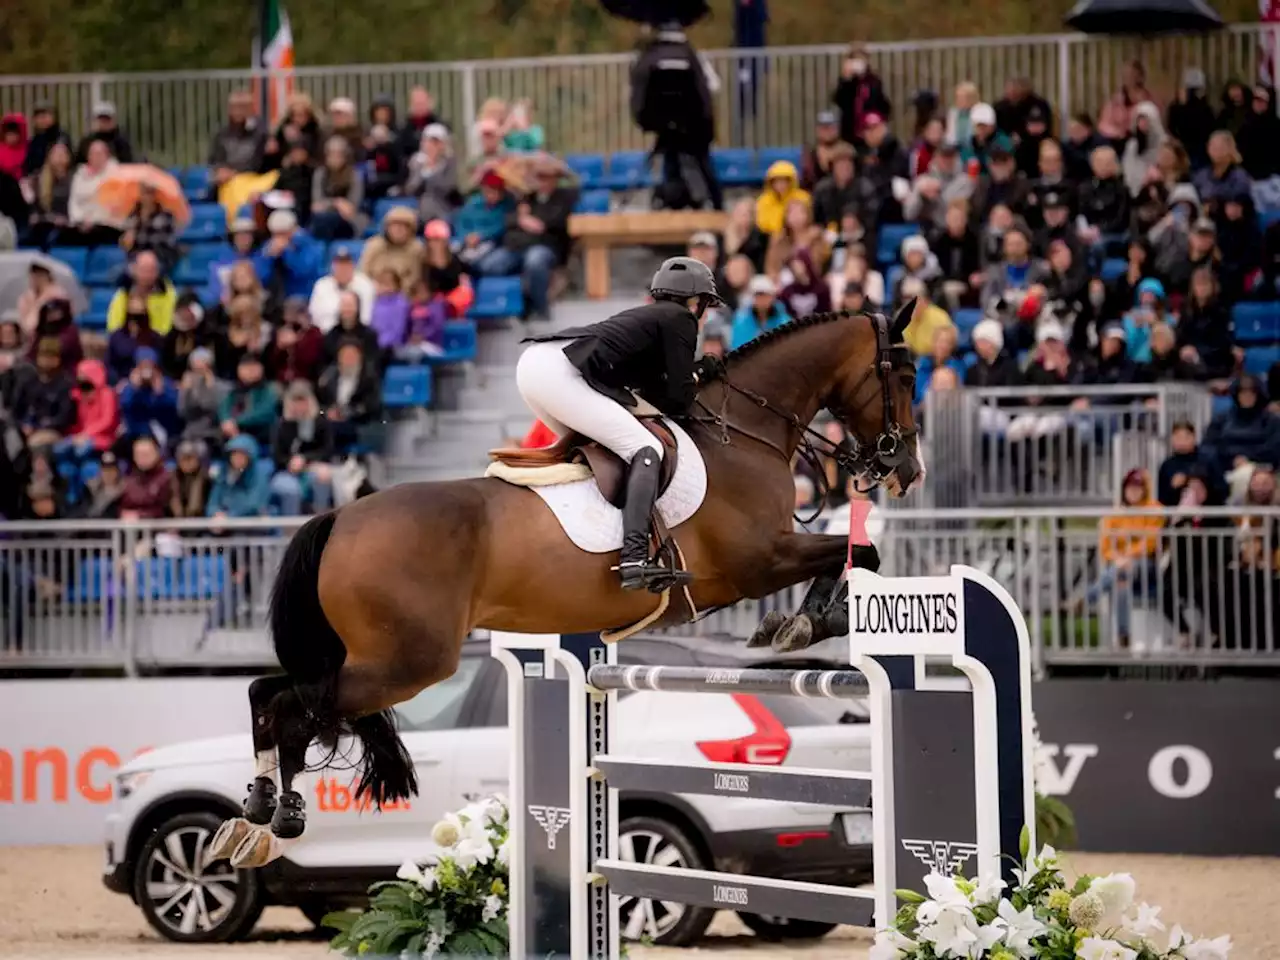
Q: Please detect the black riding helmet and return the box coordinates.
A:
[649,256,725,312]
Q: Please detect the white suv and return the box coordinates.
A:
[103,634,872,947]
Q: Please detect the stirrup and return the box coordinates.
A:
[615,559,691,592]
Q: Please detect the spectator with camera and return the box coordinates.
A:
[119,347,180,447]
[404,124,459,225]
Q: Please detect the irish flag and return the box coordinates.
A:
[258,0,295,125]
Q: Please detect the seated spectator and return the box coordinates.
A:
[502,99,545,154]
[209,91,267,195]
[1219,82,1250,133]
[107,251,177,336]
[178,348,230,450]
[972,146,1028,225]
[854,114,907,225]
[1026,140,1075,227]
[1156,420,1201,505]
[1082,467,1162,645]
[317,339,383,451]
[801,110,843,190]
[894,235,942,305]
[467,120,507,185]
[359,205,424,293]
[755,161,810,237]
[981,224,1049,316]
[400,277,447,360]
[1089,322,1141,385]
[1167,214,1220,300]
[1013,104,1052,180]
[914,323,965,403]
[1061,113,1101,183]
[1105,237,1155,317]
[944,81,980,148]
[23,102,68,178]
[76,450,124,520]
[253,208,324,303]
[26,141,74,250]
[325,97,365,161]
[310,136,365,241]
[264,92,323,168]
[1141,322,1205,383]
[206,434,270,520]
[930,199,983,309]
[723,197,770,273]
[17,262,70,340]
[765,199,828,279]
[457,171,516,271]
[1151,138,1191,192]
[1121,277,1168,363]
[119,347,180,446]
[828,244,885,309]
[904,142,970,231]
[1148,183,1203,287]
[121,184,179,275]
[161,294,219,381]
[396,86,449,161]
[107,296,161,383]
[266,298,325,385]
[1215,194,1261,302]
[1176,266,1236,379]
[269,380,336,516]
[1129,181,1169,241]
[323,290,380,364]
[720,253,755,309]
[201,217,259,307]
[1035,192,1084,262]
[899,276,954,358]
[75,101,132,165]
[1022,319,1081,392]
[15,338,74,449]
[482,158,574,320]
[959,103,1012,173]
[169,438,211,518]
[0,314,35,413]
[1201,374,1280,476]
[118,435,170,520]
[729,275,790,349]
[1121,102,1166,198]
[995,76,1052,145]
[28,298,81,371]
[58,358,118,464]
[311,245,375,333]
[65,139,124,247]
[274,137,317,226]
[1237,86,1280,180]
[777,250,831,319]
[1077,145,1130,244]
[812,143,859,231]
[979,203,1013,268]
[423,219,474,318]
[1043,238,1089,315]
[1193,131,1251,218]
[1168,74,1214,170]
[965,318,1020,387]
[832,44,891,148]
[370,268,410,352]
[218,353,278,449]
[405,124,459,225]
[214,284,271,379]
[907,116,946,180]
[365,125,404,204]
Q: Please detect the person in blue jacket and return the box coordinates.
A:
[118,347,181,446]
[207,434,270,519]
[252,208,323,302]
[458,170,517,275]
[729,275,791,349]
[201,216,259,306]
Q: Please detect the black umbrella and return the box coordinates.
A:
[598,0,708,26]
[1065,0,1224,34]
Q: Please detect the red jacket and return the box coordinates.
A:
[71,359,120,451]
[119,464,171,519]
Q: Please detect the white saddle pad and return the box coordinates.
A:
[518,419,707,554]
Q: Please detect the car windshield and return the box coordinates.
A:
[394,657,485,731]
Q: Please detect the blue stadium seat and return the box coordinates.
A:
[383,365,434,408]
[712,148,757,187]
[67,556,111,604]
[885,265,904,298]
[181,167,211,200]
[48,247,89,281]
[372,197,419,227]
[952,308,983,348]
[757,146,803,174]
[470,275,524,320]
[1099,258,1127,283]
[436,320,478,363]
[573,190,611,215]
[80,288,117,332]
[327,239,366,265]
[1232,302,1280,344]
[1243,345,1280,376]
[175,554,228,600]
[173,243,234,288]
[1257,209,1280,232]
[564,154,606,189]
[181,204,228,243]
[84,246,128,286]
[600,150,653,190]
[876,224,919,268]
[1211,393,1234,418]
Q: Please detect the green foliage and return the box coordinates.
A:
[1035,792,1078,850]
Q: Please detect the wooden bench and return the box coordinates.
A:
[568,210,729,299]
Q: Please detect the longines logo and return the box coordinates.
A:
[850,592,959,635]
[901,839,979,875]
[528,805,572,850]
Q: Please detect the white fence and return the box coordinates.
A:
[0,26,1276,165]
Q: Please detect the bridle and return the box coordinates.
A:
[689,313,918,521]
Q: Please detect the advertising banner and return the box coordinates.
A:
[0,679,252,844]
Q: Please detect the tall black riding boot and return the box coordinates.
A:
[617,450,664,591]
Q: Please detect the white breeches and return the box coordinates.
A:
[516,342,663,462]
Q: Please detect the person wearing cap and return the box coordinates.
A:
[831,43,890,147]
[1033,191,1082,260]
[325,97,366,162]
[755,160,811,236]
[517,257,724,589]
[396,87,450,162]
[1089,322,1141,387]
[66,139,125,247]
[252,206,323,302]
[310,245,376,334]
[728,273,790,350]
[958,102,1013,174]
[209,90,267,190]
[811,142,859,231]
[422,219,474,318]
[119,346,180,445]
[1014,105,1052,180]
[405,123,459,225]
[74,100,133,165]
[22,102,68,178]
[800,110,843,191]
[456,170,516,269]
[310,135,366,241]
[965,319,1020,389]
[269,380,336,517]
[1166,68,1216,169]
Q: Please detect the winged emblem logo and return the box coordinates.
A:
[528,805,572,850]
[901,839,979,876]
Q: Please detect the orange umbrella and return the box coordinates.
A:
[96,164,191,227]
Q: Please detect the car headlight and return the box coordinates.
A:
[116,770,152,799]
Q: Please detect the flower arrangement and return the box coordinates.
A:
[871,839,1232,960]
[325,795,510,958]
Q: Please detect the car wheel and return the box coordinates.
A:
[616,815,715,947]
[132,810,264,943]
[738,912,838,941]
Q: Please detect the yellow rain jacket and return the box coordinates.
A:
[1099,469,1163,564]
[754,161,811,236]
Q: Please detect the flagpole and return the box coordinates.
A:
[254,0,268,119]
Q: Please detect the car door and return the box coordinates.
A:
[446,659,512,806]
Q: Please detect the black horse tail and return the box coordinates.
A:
[267,510,418,806]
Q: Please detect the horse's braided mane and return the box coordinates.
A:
[723,309,870,366]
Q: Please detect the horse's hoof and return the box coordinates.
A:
[772,614,814,652]
[230,825,285,868]
[271,791,307,840]
[205,818,253,867]
[243,776,277,825]
[746,611,787,648]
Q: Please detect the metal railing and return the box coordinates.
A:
[0,507,1276,674]
[0,25,1276,166]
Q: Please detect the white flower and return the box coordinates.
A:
[971,872,1006,905]
[496,837,510,867]
[1183,934,1232,960]
[396,860,437,891]
[923,872,973,907]
[869,929,917,960]
[1088,873,1136,931]
[1076,936,1138,960]
[996,898,1048,958]
[482,894,504,923]
[1119,902,1164,945]
[917,901,1001,959]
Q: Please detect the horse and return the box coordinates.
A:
[208,303,923,868]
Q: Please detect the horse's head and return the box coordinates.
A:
[829,301,924,497]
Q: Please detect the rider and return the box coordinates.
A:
[516,256,725,590]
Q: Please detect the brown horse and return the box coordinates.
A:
[209,304,923,867]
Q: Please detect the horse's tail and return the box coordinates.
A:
[267,510,418,805]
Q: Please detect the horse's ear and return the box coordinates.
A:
[889,298,917,342]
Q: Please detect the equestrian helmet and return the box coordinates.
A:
[649,256,725,306]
